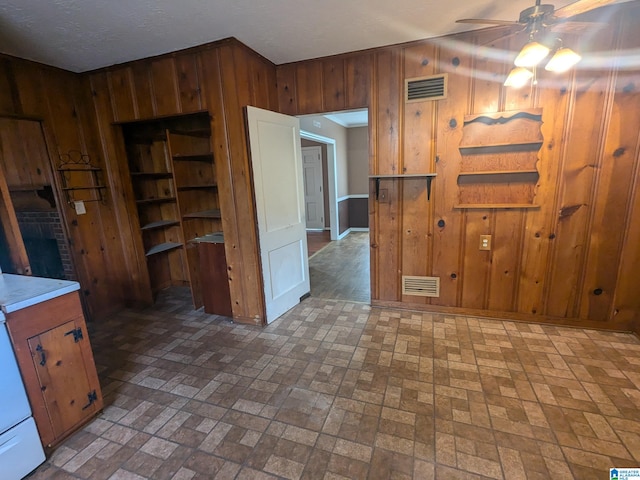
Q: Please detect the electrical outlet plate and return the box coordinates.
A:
[479,234,491,251]
[74,200,87,215]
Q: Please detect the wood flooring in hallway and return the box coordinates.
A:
[309,231,370,303]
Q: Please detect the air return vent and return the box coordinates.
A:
[405,74,447,102]
[402,276,440,297]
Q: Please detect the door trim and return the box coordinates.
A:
[300,130,338,241]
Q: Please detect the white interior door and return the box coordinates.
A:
[246,106,310,323]
[302,146,325,230]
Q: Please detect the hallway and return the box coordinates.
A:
[309,232,370,303]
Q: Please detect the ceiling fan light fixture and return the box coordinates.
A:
[514,41,550,67]
[504,67,534,88]
[544,47,582,72]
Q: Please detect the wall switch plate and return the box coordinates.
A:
[479,234,491,251]
[74,201,87,215]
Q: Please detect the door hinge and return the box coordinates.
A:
[64,327,84,343]
[82,390,98,410]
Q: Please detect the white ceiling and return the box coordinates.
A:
[0,0,578,73]
[0,1,630,73]
[324,111,369,128]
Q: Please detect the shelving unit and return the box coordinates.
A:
[456,108,543,208]
[56,152,107,205]
[122,113,225,309]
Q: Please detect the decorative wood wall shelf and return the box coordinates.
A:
[56,151,107,205]
[369,173,437,200]
[457,108,543,208]
[454,203,541,210]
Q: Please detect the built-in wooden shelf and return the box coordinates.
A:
[122,113,221,310]
[369,173,437,200]
[145,242,183,256]
[457,170,538,177]
[458,141,543,155]
[57,167,101,172]
[136,197,177,205]
[130,172,173,179]
[141,220,180,231]
[62,185,106,191]
[177,184,217,191]
[172,153,213,162]
[183,209,222,219]
[454,203,541,209]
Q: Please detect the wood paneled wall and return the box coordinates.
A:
[88,39,278,323]
[275,3,640,333]
[0,56,129,319]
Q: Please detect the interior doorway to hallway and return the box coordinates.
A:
[299,109,370,303]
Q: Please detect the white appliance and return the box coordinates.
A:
[0,310,46,480]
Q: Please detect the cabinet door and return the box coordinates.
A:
[27,318,99,439]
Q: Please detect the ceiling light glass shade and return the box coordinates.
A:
[544,47,582,73]
[514,41,550,67]
[504,67,534,88]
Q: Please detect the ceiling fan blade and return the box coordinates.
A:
[479,28,527,46]
[549,20,608,33]
[456,19,522,26]
[554,0,618,19]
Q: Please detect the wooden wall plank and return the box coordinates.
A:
[613,152,640,331]
[544,33,614,318]
[322,58,346,112]
[107,68,136,122]
[487,210,524,312]
[460,211,491,308]
[276,63,298,115]
[248,54,278,111]
[212,44,266,323]
[296,61,323,114]
[88,72,153,308]
[374,49,402,175]
[460,36,506,310]
[430,43,468,306]
[516,82,569,317]
[400,43,437,304]
[175,54,203,113]
[402,42,437,174]
[11,61,48,117]
[0,58,21,114]
[400,178,429,304]
[130,63,155,119]
[374,178,401,300]
[150,58,181,116]
[579,18,640,322]
[345,54,372,110]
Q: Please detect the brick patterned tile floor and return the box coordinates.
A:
[29,287,640,479]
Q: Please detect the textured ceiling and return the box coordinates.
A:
[0,0,628,73]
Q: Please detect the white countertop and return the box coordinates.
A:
[0,274,80,317]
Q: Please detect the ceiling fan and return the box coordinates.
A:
[456,0,616,35]
[457,0,617,87]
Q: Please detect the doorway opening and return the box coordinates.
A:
[299,109,370,303]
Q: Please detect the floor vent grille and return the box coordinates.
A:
[402,275,440,297]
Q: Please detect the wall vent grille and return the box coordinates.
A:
[405,74,447,102]
[402,276,440,297]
